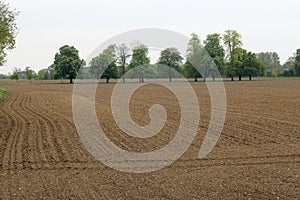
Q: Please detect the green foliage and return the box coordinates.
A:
[127,44,151,83]
[158,47,183,81]
[294,49,300,76]
[204,33,225,74]
[256,52,281,76]
[116,44,131,83]
[0,89,8,100]
[223,30,243,58]
[37,69,48,82]
[0,1,19,66]
[183,61,201,81]
[184,33,204,81]
[222,30,243,80]
[27,69,35,83]
[53,45,83,84]
[10,68,19,82]
[225,48,265,80]
[242,51,265,80]
[89,44,118,83]
[283,56,295,75]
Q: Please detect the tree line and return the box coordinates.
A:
[3,30,300,84]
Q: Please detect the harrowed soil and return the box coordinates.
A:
[0,80,299,199]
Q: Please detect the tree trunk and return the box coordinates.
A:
[213,75,215,81]
[203,77,206,82]
[70,78,73,84]
[249,74,252,81]
[231,77,234,81]
[238,75,242,81]
[122,66,126,83]
[106,77,109,84]
[169,67,172,82]
[194,78,198,82]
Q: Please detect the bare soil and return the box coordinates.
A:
[0,80,299,199]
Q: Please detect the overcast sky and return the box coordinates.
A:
[1,0,300,74]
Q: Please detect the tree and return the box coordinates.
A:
[242,51,265,81]
[48,64,55,80]
[127,44,151,83]
[256,52,281,76]
[89,44,118,83]
[53,45,83,84]
[0,1,19,66]
[10,68,19,83]
[158,47,183,81]
[223,30,243,81]
[234,48,245,81]
[116,44,131,83]
[27,69,34,83]
[223,30,243,57]
[294,49,300,76]
[204,33,225,79]
[185,33,202,82]
[38,69,47,83]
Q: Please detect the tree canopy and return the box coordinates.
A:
[223,30,243,58]
[295,49,300,76]
[89,44,118,83]
[158,47,183,81]
[53,45,83,84]
[184,33,203,81]
[0,1,19,66]
[256,52,281,76]
[127,44,151,83]
[204,33,225,75]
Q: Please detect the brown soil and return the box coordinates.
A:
[0,80,299,199]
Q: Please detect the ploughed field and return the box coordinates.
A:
[0,80,299,199]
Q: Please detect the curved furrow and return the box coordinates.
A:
[0,94,21,169]
[12,92,30,169]
[15,93,48,169]
[22,93,71,164]
[0,94,25,170]
[19,93,59,168]
[30,92,92,162]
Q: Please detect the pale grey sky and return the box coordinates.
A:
[1,0,300,74]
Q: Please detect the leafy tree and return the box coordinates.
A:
[158,47,183,81]
[185,33,205,81]
[10,68,19,83]
[0,1,19,66]
[183,61,200,81]
[27,69,34,83]
[53,45,83,84]
[283,56,295,73]
[48,64,55,79]
[38,69,47,83]
[242,51,265,81]
[223,30,243,57]
[116,43,131,83]
[223,30,243,81]
[256,52,281,76]
[232,48,251,81]
[89,44,118,83]
[295,49,300,76]
[127,44,151,83]
[204,33,225,78]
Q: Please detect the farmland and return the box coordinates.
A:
[0,80,299,199]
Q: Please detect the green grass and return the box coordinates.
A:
[0,89,8,100]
